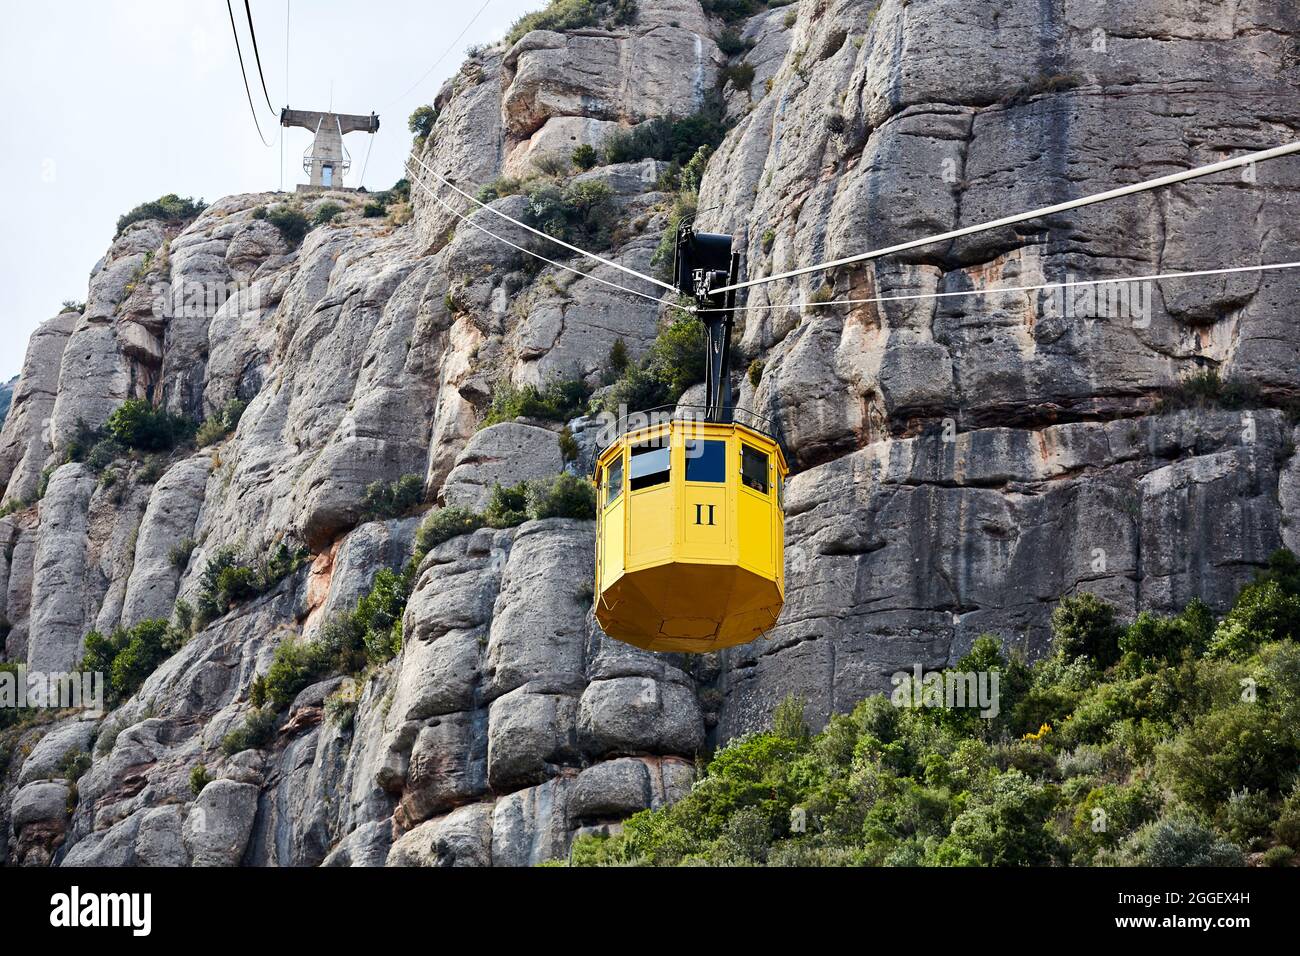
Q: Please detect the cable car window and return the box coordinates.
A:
[741,445,769,494]
[685,440,726,482]
[606,456,624,505]
[630,444,670,490]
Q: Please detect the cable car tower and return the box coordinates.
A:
[280,108,380,191]
[593,225,788,653]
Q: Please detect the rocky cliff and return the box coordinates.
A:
[1,0,1297,866]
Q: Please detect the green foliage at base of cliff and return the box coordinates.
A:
[562,550,1300,867]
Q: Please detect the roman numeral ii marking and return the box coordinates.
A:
[694,503,716,526]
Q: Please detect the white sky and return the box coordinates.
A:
[0,0,539,380]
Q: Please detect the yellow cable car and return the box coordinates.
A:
[594,413,788,652]
[593,223,789,652]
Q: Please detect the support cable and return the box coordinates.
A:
[712,141,1300,297]
[382,0,494,110]
[226,0,274,147]
[695,260,1300,314]
[405,166,680,307]
[410,154,678,294]
[243,0,278,114]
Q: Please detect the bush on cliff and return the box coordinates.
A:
[106,400,195,452]
[115,194,206,237]
[601,310,704,412]
[506,0,638,46]
[80,618,186,704]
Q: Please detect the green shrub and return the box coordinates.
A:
[1157,370,1261,413]
[603,312,705,412]
[408,105,438,141]
[106,400,194,452]
[64,419,108,464]
[355,568,409,663]
[85,437,125,473]
[59,749,92,782]
[1209,580,1300,660]
[1275,782,1300,847]
[1118,600,1214,673]
[527,179,619,250]
[608,338,630,376]
[1157,702,1298,814]
[220,708,277,756]
[571,144,599,170]
[263,205,311,246]
[485,482,529,528]
[360,473,425,521]
[526,472,596,520]
[1261,845,1295,866]
[716,27,752,56]
[313,202,344,226]
[189,764,212,795]
[505,0,637,45]
[930,771,1062,866]
[81,618,185,704]
[195,398,247,447]
[703,0,767,22]
[261,638,331,711]
[1218,788,1275,850]
[650,193,698,280]
[216,565,260,602]
[771,694,809,743]
[324,691,358,729]
[195,544,308,626]
[1051,593,1123,669]
[1070,781,1160,856]
[602,103,728,167]
[747,359,765,388]
[532,153,571,177]
[558,426,580,463]
[1109,814,1245,867]
[363,201,387,218]
[721,61,755,90]
[115,193,206,237]
[413,507,485,558]
[477,176,524,203]
[482,378,590,427]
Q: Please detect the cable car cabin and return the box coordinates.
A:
[594,416,788,653]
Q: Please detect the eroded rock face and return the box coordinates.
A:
[0,311,76,507]
[440,422,564,510]
[1,0,1298,867]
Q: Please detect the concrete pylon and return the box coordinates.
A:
[280,108,380,190]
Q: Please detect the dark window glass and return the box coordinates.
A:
[630,444,670,491]
[741,445,769,494]
[685,440,726,483]
[606,456,623,505]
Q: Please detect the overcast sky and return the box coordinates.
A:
[0,0,538,380]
